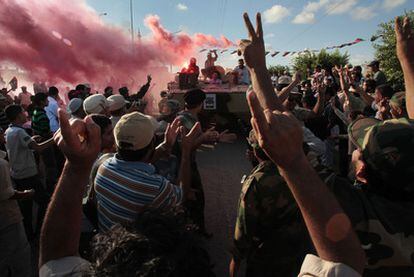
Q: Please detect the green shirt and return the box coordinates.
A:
[32,108,51,138]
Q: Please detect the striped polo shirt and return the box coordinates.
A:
[94,155,183,232]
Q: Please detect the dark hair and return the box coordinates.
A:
[48,86,59,97]
[376,84,394,99]
[88,209,214,277]
[302,94,317,108]
[76,84,86,91]
[33,92,48,106]
[91,114,112,134]
[5,104,23,121]
[185,102,203,110]
[364,79,377,93]
[104,86,113,93]
[116,140,154,162]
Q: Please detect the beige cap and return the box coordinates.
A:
[83,94,109,114]
[108,95,129,112]
[114,112,156,150]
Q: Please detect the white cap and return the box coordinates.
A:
[107,95,129,112]
[67,98,83,114]
[83,94,109,115]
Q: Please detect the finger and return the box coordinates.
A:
[85,116,102,152]
[247,90,267,128]
[243,13,256,40]
[220,129,229,135]
[403,17,412,37]
[58,109,79,147]
[256,13,263,39]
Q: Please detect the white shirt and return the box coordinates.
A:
[45,96,59,132]
[299,254,361,277]
[234,65,250,84]
[5,125,38,179]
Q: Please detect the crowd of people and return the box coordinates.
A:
[1,12,414,277]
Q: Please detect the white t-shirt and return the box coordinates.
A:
[234,66,250,84]
[299,254,361,277]
[5,125,37,179]
[39,256,90,277]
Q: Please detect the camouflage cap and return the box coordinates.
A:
[389,91,406,108]
[349,117,414,186]
[247,129,259,149]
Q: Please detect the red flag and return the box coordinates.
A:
[354,38,364,43]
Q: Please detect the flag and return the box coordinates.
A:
[271,51,280,57]
[265,51,270,56]
[282,51,290,57]
[230,50,238,54]
[354,38,364,43]
[199,49,207,53]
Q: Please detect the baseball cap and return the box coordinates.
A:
[349,118,414,188]
[278,75,291,85]
[114,112,157,151]
[107,95,129,112]
[83,94,109,114]
[67,98,83,114]
[389,91,406,109]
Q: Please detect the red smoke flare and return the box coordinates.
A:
[0,0,234,91]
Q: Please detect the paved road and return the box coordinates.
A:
[197,140,252,277]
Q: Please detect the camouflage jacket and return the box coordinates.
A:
[233,161,312,276]
[318,166,414,276]
[234,162,414,276]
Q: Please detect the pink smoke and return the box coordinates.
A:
[0,0,235,91]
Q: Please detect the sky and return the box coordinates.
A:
[86,0,414,68]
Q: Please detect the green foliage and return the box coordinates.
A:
[291,49,349,75]
[268,64,290,76]
[373,11,414,92]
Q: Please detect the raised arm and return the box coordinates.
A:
[395,17,414,119]
[136,75,152,99]
[247,91,365,273]
[239,13,284,111]
[176,123,201,200]
[277,71,301,104]
[39,110,101,267]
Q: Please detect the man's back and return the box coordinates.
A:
[5,125,37,179]
[233,161,311,276]
[94,156,183,231]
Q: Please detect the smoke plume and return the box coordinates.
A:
[0,0,234,91]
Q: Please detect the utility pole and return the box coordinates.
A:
[130,0,134,46]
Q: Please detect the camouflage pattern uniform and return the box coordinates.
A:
[233,160,312,277]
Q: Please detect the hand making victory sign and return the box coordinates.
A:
[239,13,284,112]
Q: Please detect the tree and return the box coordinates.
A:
[373,11,414,92]
[268,65,290,76]
[292,49,349,77]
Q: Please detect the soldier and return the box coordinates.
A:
[176,89,236,237]
[231,129,312,276]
